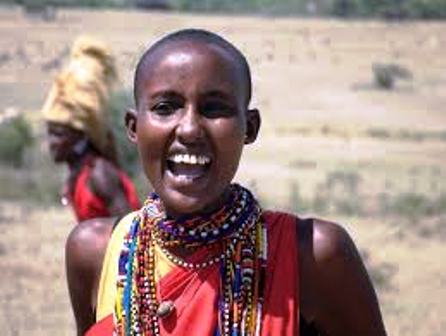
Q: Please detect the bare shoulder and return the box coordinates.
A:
[66,217,115,265]
[298,217,387,335]
[311,218,357,263]
[65,217,116,335]
[90,157,120,186]
[303,217,367,288]
[91,156,118,174]
[297,217,354,262]
[89,157,122,199]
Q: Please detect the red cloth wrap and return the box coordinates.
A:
[86,211,299,335]
[70,157,140,222]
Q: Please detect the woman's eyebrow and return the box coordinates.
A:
[149,90,181,100]
[202,90,233,100]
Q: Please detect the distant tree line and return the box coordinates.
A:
[331,0,446,19]
[2,0,446,19]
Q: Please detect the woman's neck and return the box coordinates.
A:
[163,187,233,220]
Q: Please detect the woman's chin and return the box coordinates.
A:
[163,196,208,218]
[155,172,231,218]
[161,191,224,219]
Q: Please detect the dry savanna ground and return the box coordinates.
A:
[0,6,445,336]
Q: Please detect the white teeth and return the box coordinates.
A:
[169,153,210,165]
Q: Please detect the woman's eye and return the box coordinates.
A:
[151,102,178,116]
[201,101,233,118]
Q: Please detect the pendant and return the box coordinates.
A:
[157,300,175,318]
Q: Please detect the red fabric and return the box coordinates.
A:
[261,211,300,335]
[85,315,114,336]
[157,244,221,335]
[71,157,140,222]
[86,211,299,335]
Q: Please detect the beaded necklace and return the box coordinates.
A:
[114,184,267,336]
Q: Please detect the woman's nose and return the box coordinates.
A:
[176,106,204,144]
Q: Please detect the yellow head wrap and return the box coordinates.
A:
[42,35,118,161]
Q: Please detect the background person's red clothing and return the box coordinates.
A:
[69,157,140,222]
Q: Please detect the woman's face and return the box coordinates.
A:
[128,41,258,217]
[46,122,85,163]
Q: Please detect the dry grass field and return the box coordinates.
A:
[0,5,445,335]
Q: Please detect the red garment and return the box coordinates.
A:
[70,157,140,222]
[86,211,299,335]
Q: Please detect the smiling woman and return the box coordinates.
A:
[126,36,257,217]
[65,29,387,336]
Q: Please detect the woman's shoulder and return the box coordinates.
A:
[298,217,387,334]
[87,156,125,197]
[303,217,354,263]
[263,210,351,250]
[65,217,116,273]
[65,217,117,334]
[89,156,120,180]
[66,212,138,257]
[263,211,353,262]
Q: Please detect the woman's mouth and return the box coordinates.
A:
[166,153,212,181]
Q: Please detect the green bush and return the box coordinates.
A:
[372,63,412,90]
[373,64,396,89]
[108,90,140,177]
[407,0,446,18]
[7,0,128,8]
[331,0,446,18]
[390,192,432,220]
[332,0,357,17]
[3,0,446,18]
[287,181,310,213]
[0,114,34,168]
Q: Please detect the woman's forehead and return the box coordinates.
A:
[139,43,247,96]
[143,41,241,76]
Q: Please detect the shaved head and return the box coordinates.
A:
[133,29,252,109]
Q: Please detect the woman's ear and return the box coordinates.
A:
[125,108,138,144]
[245,108,261,144]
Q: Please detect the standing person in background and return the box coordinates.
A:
[66,29,387,336]
[42,36,140,222]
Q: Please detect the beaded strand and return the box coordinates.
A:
[113,184,267,336]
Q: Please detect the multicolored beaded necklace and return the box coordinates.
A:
[114,184,267,336]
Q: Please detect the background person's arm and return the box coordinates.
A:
[89,158,135,216]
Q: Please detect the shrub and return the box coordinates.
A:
[108,90,140,177]
[0,111,34,168]
[332,0,357,17]
[407,0,446,19]
[4,0,446,18]
[324,170,364,215]
[366,127,391,139]
[432,193,446,215]
[372,62,412,90]
[311,187,330,215]
[390,192,432,220]
[287,182,310,213]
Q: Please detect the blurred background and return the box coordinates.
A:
[0,0,445,335]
